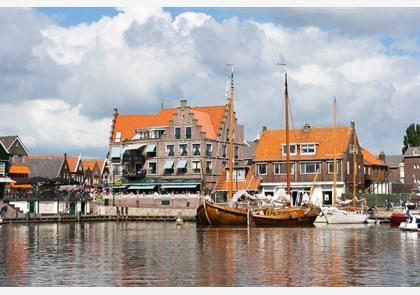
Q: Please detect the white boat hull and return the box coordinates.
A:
[399,216,420,232]
[322,207,369,224]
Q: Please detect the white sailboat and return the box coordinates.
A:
[321,98,369,224]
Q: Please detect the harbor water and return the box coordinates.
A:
[0,222,418,287]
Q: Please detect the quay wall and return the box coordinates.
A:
[93,205,197,219]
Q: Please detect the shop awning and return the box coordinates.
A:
[145,144,156,152]
[112,185,127,189]
[176,160,188,169]
[111,147,122,158]
[128,185,155,190]
[163,160,175,169]
[10,183,33,189]
[9,165,30,174]
[161,183,199,189]
[122,144,146,154]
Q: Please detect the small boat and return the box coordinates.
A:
[399,215,420,232]
[196,197,249,226]
[322,206,369,224]
[390,210,409,226]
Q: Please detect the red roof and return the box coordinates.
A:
[112,105,226,142]
[362,148,386,166]
[9,165,30,174]
[82,159,98,172]
[255,126,353,161]
[214,166,260,191]
[29,155,80,172]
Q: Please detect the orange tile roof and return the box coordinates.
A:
[362,148,386,166]
[254,126,353,161]
[214,166,260,191]
[112,105,226,142]
[96,159,105,172]
[9,165,30,174]
[82,159,98,172]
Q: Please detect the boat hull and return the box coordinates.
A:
[251,205,320,227]
[390,212,408,226]
[322,207,369,224]
[196,200,249,226]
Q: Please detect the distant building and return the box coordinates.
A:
[361,148,389,194]
[0,141,11,199]
[253,122,364,205]
[403,146,420,194]
[83,159,103,188]
[108,99,245,193]
[28,154,71,182]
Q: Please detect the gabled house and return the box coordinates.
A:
[0,141,12,199]
[83,159,102,188]
[403,146,420,194]
[253,122,364,205]
[0,135,31,191]
[108,99,245,193]
[28,154,71,181]
[361,148,389,194]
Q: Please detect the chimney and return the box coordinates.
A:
[262,126,267,133]
[303,123,311,132]
[350,121,355,130]
[379,151,385,162]
[180,99,187,108]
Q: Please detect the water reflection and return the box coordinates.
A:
[0,222,418,287]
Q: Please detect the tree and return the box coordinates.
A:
[402,123,420,154]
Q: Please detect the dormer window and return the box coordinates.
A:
[115,132,122,143]
[300,144,316,155]
[282,144,297,155]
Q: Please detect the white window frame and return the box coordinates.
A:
[148,161,157,175]
[281,144,297,156]
[192,160,201,174]
[185,126,192,139]
[347,161,350,175]
[257,163,267,175]
[206,143,213,156]
[192,142,201,156]
[174,126,181,139]
[300,143,316,155]
[166,144,175,157]
[274,162,295,175]
[327,161,340,174]
[115,131,122,143]
[179,143,188,157]
[299,162,321,174]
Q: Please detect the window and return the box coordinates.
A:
[112,164,121,176]
[274,162,295,175]
[193,144,201,156]
[282,144,297,155]
[300,144,316,155]
[349,144,359,154]
[257,164,267,175]
[19,155,25,163]
[347,161,350,175]
[115,132,122,143]
[161,200,170,206]
[175,127,181,139]
[192,160,201,173]
[148,162,157,174]
[222,145,227,158]
[0,162,5,176]
[328,162,340,174]
[226,128,229,142]
[226,169,246,181]
[300,162,321,174]
[179,144,188,156]
[206,143,212,156]
[206,161,212,174]
[166,145,174,157]
[234,146,239,160]
[186,127,192,139]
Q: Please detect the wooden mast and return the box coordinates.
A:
[227,65,235,200]
[353,122,357,209]
[333,97,337,206]
[284,68,291,196]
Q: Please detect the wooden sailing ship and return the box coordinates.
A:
[196,65,250,226]
[250,64,321,227]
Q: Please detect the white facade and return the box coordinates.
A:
[9,200,91,214]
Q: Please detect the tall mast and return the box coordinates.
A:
[353,123,357,209]
[284,67,291,196]
[333,97,337,206]
[227,64,235,200]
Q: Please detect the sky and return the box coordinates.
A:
[0,6,419,158]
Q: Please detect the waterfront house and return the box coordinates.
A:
[108,99,245,193]
[0,141,11,200]
[0,136,32,192]
[403,147,420,194]
[83,159,102,188]
[384,154,412,194]
[361,148,389,194]
[253,122,364,205]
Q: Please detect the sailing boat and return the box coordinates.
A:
[196,65,252,226]
[321,98,369,224]
[250,65,321,227]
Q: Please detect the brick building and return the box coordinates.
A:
[108,99,245,193]
[361,148,388,194]
[403,146,420,194]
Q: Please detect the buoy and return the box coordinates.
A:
[176,217,183,225]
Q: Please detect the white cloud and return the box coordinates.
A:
[0,8,418,157]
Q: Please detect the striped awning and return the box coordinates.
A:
[176,160,188,169]
[122,144,146,154]
[128,185,155,190]
[9,165,30,174]
[161,183,199,189]
[145,144,156,152]
[163,160,175,169]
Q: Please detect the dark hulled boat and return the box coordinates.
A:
[196,199,249,226]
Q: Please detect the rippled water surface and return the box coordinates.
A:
[0,222,418,287]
